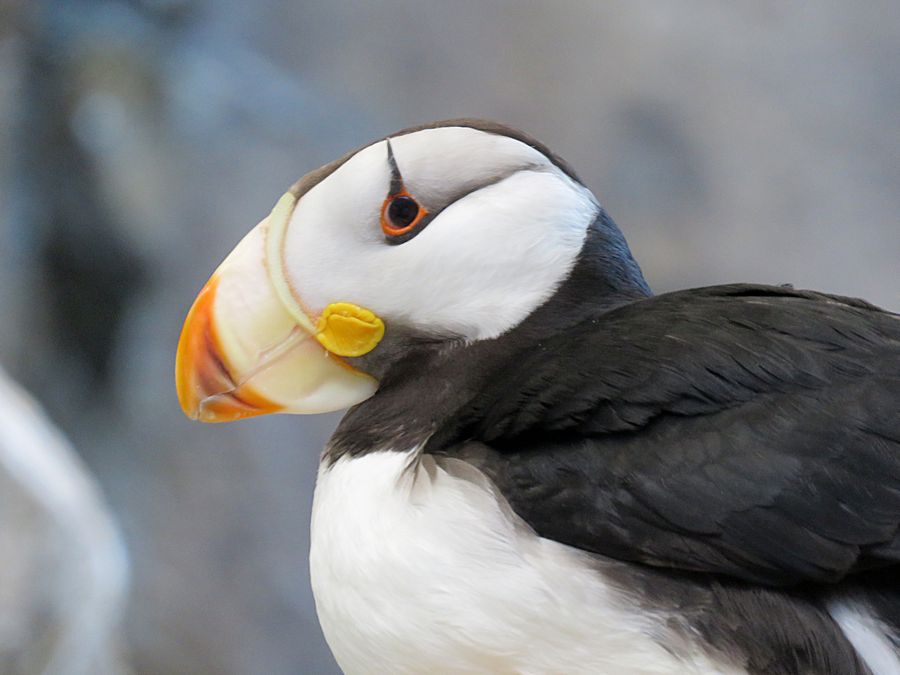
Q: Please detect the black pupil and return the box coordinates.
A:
[387,196,419,228]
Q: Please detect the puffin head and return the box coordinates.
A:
[176,120,637,423]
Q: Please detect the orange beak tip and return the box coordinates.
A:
[175,276,280,423]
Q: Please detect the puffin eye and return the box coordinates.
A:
[381,192,428,237]
[388,196,419,227]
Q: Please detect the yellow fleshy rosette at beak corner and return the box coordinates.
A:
[176,192,383,422]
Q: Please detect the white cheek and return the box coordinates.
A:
[388,170,596,339]
[282,140,389,308]
[285,159,596,341]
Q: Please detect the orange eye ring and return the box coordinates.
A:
[381,190,429,237]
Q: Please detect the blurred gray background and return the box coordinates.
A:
[0,1,898,673]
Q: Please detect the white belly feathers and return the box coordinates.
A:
[309,449,738,675]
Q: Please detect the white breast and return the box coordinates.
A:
[309,449,739,675]
[827,600,900,675]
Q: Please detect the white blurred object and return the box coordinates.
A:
[0,367,129,675]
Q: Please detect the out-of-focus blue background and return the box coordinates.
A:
[0,2,897,673]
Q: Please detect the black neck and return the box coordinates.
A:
[326,209,651,462]
[512,208,651,342]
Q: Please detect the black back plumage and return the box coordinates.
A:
[448,284,900,586]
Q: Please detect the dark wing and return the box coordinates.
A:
[442,284,900,586]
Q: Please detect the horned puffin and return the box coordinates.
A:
[176,120,900,675]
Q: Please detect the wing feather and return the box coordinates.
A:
[437,285,900,586]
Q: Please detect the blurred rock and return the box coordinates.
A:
[0,368,128,675]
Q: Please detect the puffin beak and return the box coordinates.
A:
[176,193,380,422]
